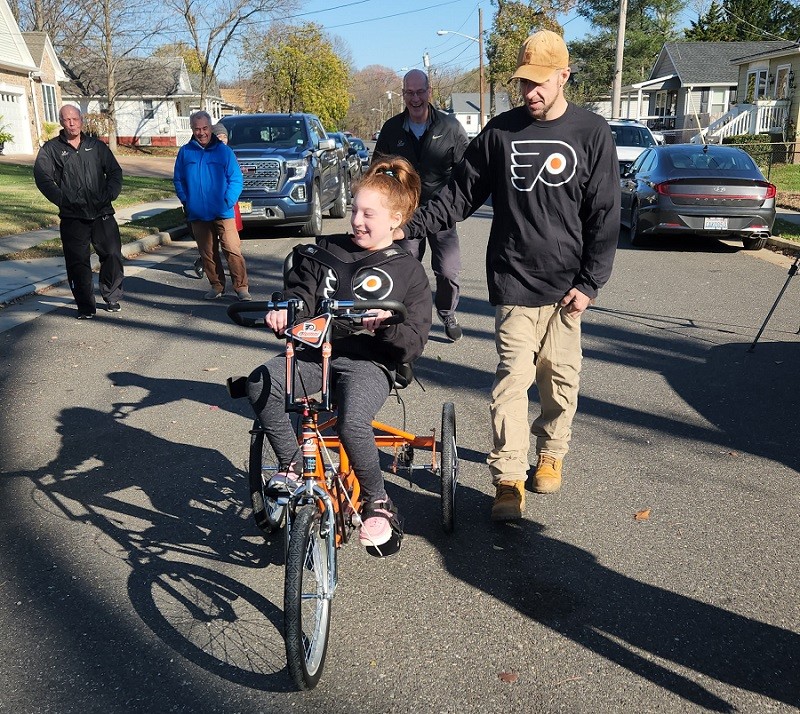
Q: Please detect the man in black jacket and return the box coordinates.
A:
[401,31,620,521]
[34,105,124,319]
[374,69,469,342]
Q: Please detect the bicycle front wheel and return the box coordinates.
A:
[284,504,332,690]
[440,402,458,533]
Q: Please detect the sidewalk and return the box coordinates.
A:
[0,198,190,305]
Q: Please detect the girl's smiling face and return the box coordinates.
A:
[350,186,402,251]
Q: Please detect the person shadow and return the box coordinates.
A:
[389,481,799,711]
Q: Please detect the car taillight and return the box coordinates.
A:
[655,182,674,195]
[762,182,777,199]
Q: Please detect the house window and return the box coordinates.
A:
[42,84,58,123]
[775,65,790,99]
[466,115,472,125]
[746,69,768,102]
[143,99,155,120]
[709,88,726,115]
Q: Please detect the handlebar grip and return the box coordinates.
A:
[350,299,407,325]
[226,301,272,328]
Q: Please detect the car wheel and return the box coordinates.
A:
[300,184,323,237]
[742,235,768,251]
[329,174,347,219]
[629,204,645,246]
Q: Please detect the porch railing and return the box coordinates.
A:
[693,100,790,143]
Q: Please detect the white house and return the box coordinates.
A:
[62,57,225,147]
[0,0,66,154]
[447,92,511,137]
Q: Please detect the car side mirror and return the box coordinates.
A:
[318,138,335,151]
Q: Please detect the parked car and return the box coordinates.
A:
[221,113,347,236]
[608,119,660,174]
[372,131,380,141]
[619,143,776,250]
[348,136,370,169]
[327,131,363,202]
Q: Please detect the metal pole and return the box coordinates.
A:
[748,255,799,351]
[478,8,485,132]
[611,0,628,119]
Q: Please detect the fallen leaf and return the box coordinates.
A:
[634,508,651,521]
[209,405,219,410]
[203,367,219,372]
[727,451,740,457]
[498,671,519,683]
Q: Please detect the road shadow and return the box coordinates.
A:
[391,481,800,712]
[9,405,295,695]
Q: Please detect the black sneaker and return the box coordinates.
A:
[76,311,95,320]
[105,302,121,312]
[439,313,463,342]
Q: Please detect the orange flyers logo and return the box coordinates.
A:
[354,268,393,299]
[510,140,577,192]
[287,314,331,347]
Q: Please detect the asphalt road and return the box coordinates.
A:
[1,209,799,713]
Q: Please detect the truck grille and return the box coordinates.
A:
[239,159,281,191]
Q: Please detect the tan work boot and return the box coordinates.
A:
[533,454,562,493]
[491,481,525,521]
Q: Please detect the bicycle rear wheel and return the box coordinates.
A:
[284,504,332,690]
[440,402,458,533]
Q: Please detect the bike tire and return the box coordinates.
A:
[284,504,332,690]
[440,402,458,533]
[249,421,284,534]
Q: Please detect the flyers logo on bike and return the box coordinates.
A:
[288,315,331,347]
[510,140,577,192]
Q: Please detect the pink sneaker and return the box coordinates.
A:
[358,499,403,557]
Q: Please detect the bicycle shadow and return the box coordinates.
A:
[18,405,295,693]
[389,481,800,712]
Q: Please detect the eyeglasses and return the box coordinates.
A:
[402,89,429,98]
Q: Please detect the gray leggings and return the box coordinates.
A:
[247,352,391,502]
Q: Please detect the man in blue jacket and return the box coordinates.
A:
[173,111,250,300]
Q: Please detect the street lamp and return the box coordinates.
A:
[370,107,383,132]
[437,8,485,131]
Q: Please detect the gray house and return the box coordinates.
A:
[446,92,511,138]
[621,41,788,143]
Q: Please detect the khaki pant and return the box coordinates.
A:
[191,218,248,292]
[488,304,582,485]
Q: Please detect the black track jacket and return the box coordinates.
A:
[374,105,468,204]
[34,131,123,220]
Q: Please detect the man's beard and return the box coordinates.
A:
[527,95,557,120]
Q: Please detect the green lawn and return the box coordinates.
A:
[0,163,176,237]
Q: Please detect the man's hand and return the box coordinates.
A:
[560,288,592,317]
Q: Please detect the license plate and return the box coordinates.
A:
[238,201,252,214]
[704,217,727,230]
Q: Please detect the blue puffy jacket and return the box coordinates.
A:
[173,135,243,222]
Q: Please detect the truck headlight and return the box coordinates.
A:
[286,159,308,182]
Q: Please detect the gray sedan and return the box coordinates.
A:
[620,144,776,250]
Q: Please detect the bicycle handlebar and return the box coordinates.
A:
[226,298,408,328]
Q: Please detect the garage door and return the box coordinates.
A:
[0,86,33,154]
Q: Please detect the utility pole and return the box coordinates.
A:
[478,7,485,132]
[611,0,628,119]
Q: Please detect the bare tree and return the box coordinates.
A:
[164,0,297,109]
[62,0,170,152]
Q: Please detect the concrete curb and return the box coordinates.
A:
[767,234,800,254]
[0,223,192,305]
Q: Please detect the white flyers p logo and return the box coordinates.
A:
[510,140,576,192]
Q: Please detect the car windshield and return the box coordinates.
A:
[227,119,308,148]
[666,148,757,172]
[610,125,656,149]
[350,138,365,150]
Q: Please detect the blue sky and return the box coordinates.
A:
[287,0,598,76]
